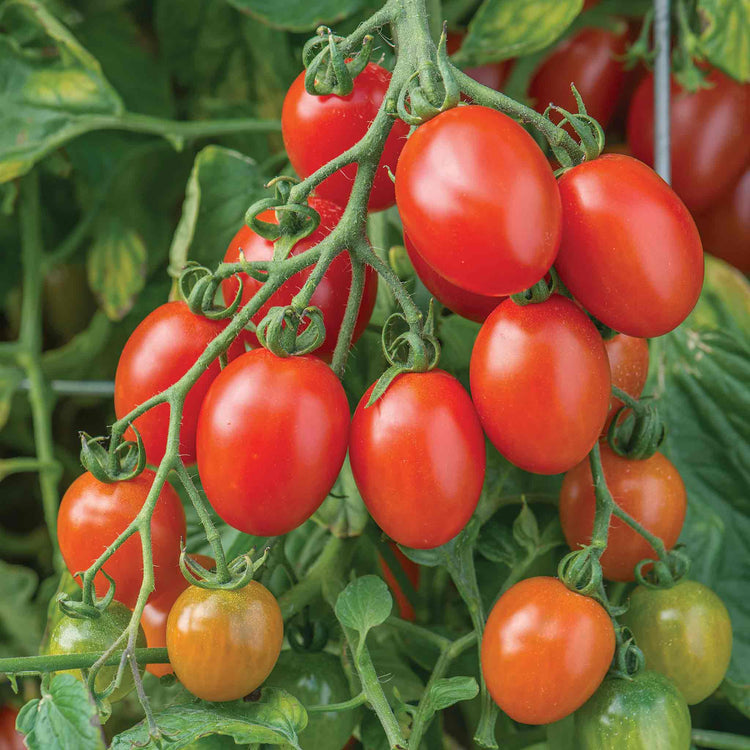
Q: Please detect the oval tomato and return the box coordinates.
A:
[379,542,420,621]
[555,154,704,337]
[603,334,649,431]
[446,32,511,91]
[481,576,615,725]
[57,470,186,609]
[395,105,562,297]
[114,301,246,465]
[0,706,24,750]
[197,349,350,536]
[166,581,284,702]
[282,63,409,211]
[559,444,687,582]
[222,198,377,359]
[470,296,610,475]
[350,370,485,549]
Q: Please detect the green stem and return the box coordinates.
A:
[0,648,169,674]
[307,692,368,714]
[331,250,366,377]
[692,730,750,750]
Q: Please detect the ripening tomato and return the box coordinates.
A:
[282,63,409,211]
[222,198,377,359]
[379,543,420,621]
[603,334,649,430]
[114,301,246,466]
[197,349,350,536]
[0,706,24,750]
[559,444,687,581]
[627,69,750,212]
[58,471,186,609]
[481,577,615,725]
[404,235,503,323]
[470,296,610,475]
[555,155,704,337]
[446,32,511,91]
[350,370,485,549]
[166,581,284,702]
[395,105,562,297]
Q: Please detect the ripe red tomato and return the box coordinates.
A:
[603,334,649,431]
[404,235,503,323]
[114,301,246,466]
[481,576,615,724]
[627,69,750,212]
[395,105,562,297]
[379,543,420,621]
[0,706,24,750]
[222,198,377,359]
[446,32,511,92]
[559,443,687,581]
[197,349,350,536]
[555,154,704,337]
[58,470,186,609]
[350,370,485,549]
[281,63,409,211]
[470,296,610,475]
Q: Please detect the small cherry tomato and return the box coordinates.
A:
[379,543,420,621]
[0,706,25,750]
[446,32,511,92]
[603,334,649,431]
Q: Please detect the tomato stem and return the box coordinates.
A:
[0,648,170,674]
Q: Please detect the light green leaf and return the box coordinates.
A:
[314,456,369,538]
[696,0,750,83]
[225,0,368,32]
[335,576,393,637]
[417,676,479,728]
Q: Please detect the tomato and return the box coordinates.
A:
[621,580,732,704]
[58,470,186,609]
[0,706,24,750]
[350,370,485,549]
[395,105,562,297]
[574,671,691,749]
[48,602,146,702]
[404,235,503,323]
[43,263,96,347]
[470,296,610,475]
[197,349,350,536]
[603,334,649,431]
[627,69,750,213]
[114,301,246,466]
[266,650,356,750]
[166,581,283,702]
[379,542,420,621]
[281,63,409,211]
[559,444,687,582]
[222,198,378,359]
[446,32,511,92]
[481,577,615,725]
[555,154,704,338]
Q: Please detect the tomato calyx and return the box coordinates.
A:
[302,25,375,96]
[57,569,117,621]
[179,546,269,591]
[634,546,691,590]
[546,85,605,169]
[509,267,559,306]
[79,430,145,484]
[558,546,611,608]
[179,262,243,322]
[609,627,646,680]
[256,304,327,357]
[607,386,666,460]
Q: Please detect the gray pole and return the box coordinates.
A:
[653,0,672,183]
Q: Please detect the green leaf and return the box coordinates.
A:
[0,366,23,431]
[0,559,43,657]
[314,456,369,538]
[418,676,479,727]
[367,637,425,704]
[224,0,368,32]
[696,0,750,83]
[335,576,393,637]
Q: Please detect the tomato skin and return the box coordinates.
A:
[350,370,485,549]
[379,543,420,621]
[559,444,687,582]
[0,706,25,750]
[470,296,610,475]
[627,69,750,213]
[114,301,246,466]
[603,334,649,431]
[481,577,615,725]
[575,671,691,750]
[222,198,377,359]
[166,581,283,702]
[58,470,186,609]
[197,349,350,536]
[555,154,704,338]
[446,32,511,91]
[621,580,732,705]
[281,63,409,212]
[395,105,562,297]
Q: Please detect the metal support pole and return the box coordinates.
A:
[653,0,672,183]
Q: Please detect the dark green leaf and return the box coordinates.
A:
[225,0,368,32]
[0,559,43,656]
[696,0,750,83]
[314,456,369,538]
[335,575,393,636]
[367,636,425,704]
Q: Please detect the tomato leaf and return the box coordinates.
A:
[224,0,368,32]
[334,575,393,637]
[419,676,479,726]
[315,456,370,538]
[0,560,43,657]
[696,0,750,83]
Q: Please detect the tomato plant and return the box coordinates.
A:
[446,32,511,92]
[603,334,649,431]
[0,706,24,750]
[379,542,420,621]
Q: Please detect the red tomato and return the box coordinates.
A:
[0,706,24,750]
[603,334,649,431]
[196,349,350,536]
[281,63,409,211]
[559,443,687,581]
[481,576,615,724]
[404,234,503,323]
[627,69,750,212]
[350,370,485,549]
[555,154,704,337]
[114,302,246,466]
[222,198,377,360]
[57,470,186,609]
[395,105,562,297]
[446,32,511,91]
[470,296,610,475]
[379,543,420,621]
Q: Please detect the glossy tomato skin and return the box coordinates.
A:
[603,334,649,431]
[379,543,420,621]
[575,671,691,750]
[556,155,704,337]
[197,349,350,536]
[166,581,283,702]
[114,301,246,465]
[350,370,485,549]
[470,296,610,475]
[395,106,562,297]
[481,577,615,725]
[58,470,186,609]
[621,580,732,705]
[282,63,409,211]
[0,706,25,750]
[446,32,511,91]
[627,69,750,212]
[559,444,687,581]
[222,198,377,359]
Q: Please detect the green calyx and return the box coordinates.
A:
[607,387,666,460]
[303,26,375,96]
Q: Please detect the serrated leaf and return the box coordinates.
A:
[0,559,43,657]
[314,456,369,538]
[335,576,392,637]
[225,0,368,32]
[696,0,750,83]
